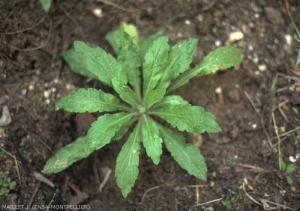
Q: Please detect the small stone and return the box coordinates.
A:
[66,83,75,91]
[215,40,221,47]
[0,106,12,127]
[184,20,191,25]
[193,134,203,148]
[228,31,244,43]
[22,89,27,96]
[28,84,34,91]
[215,86,222,94]
[258,64,267,71]
[92,8,103,18]
[44,90,50,98]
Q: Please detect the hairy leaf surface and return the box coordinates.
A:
[74,41,125,86]
[168,46,243,93]
[42,137,92,174]
[57,88,125,113]
[59,48,98,80]
[112,78,139,107]
[153,104,221,133]
[143,89,166,109]
[118,28,141,96]
[154,95,189,109]
[140,30,164,60]
[158,125,207,180]
[116,122,141,197]
[143,36,170,99]
[142,116,162,165]
[112,118,137,141]
[87,113,132,151]
[156,39,198,89]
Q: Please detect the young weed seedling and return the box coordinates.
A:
[43,24,243,197]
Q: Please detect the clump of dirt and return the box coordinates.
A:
[0,0,299,210]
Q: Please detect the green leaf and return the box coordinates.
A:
[197,45,243,75]
[105,30,120,55]
[158,125,207,180]
[122,23,139,46]
[143,89,166,109]
[57,88,126,113]
[59,48,98,80]
[105,23,139,55]
[40,0,52,13]
[140,30,164,60]
[152,104,221,133]
[286,163,296,173]
[87,113,132,151]
[154,95,189,109]
[168,46,243,93]
[143,36,170,99]
[112,118,137,141]
[112,78,139,107]
[117,28,141,97]
[116,122,141,197]
[141,116,162,165]
[286,176,293,184]
[9,181,16,190]
[156,39,198,89]
[74,41,126,86]
[42,137,93,174]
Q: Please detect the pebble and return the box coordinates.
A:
[184,20,191,25]
[193,134,203,148]
[215,40,221,47]
[228,31,244,43]
[28,84,34,91]
[258,64,267,71]
[93,8,103,18]
[0,106,12,127]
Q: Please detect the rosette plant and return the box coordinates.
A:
[43,24,243,197]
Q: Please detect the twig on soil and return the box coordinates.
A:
[260,198,295,210]
[33,171,54,188]
[187,184,208,205]
[0,147,21,181]
[0,15,47,35]
[276,73,300,81]
[244,91,276,152]
[193,198,223,207]
[270,125,300,141]
[285,0,300,41]
[235,163,274,174]
[277,100,290,123]
[141,185,165,204]
[272,112,282,170]
[26,181,41,211]
[97,0,135,13]
[98,168,112,192]
[0,17,52,52]
[242,183,262,206]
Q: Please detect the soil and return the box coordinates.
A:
[0,0,300,210]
